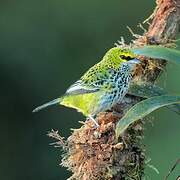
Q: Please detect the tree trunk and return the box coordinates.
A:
[49,0,180,179]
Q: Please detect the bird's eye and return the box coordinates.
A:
[119,55,126,59]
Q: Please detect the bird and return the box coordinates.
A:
[33,47,140,127]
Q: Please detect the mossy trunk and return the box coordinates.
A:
[48,0,180,179]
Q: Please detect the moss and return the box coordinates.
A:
[48,112,145,180]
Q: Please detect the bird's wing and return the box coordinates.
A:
[65,80,99,95]
[66,65,116,95]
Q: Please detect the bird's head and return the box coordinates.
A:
[105,47,141,71]
[105,47,137,63]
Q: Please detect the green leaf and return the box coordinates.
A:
[128,82,164,98]
[116,95,180,139]
[132,46,180,64]
[128,82,180,115]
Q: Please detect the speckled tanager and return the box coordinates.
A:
[33,47,140,126]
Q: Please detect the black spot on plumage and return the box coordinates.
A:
[120,55,134,60]
[99,80,104,85]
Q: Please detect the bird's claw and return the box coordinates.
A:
[88,115,100,128]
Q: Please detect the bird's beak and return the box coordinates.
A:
[128,58,141,64]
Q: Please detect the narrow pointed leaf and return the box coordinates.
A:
[128,82,164,98]
[116,95,180,139]
[128,82,180,114]
[132,46,180,64]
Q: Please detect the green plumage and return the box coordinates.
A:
[33,47,140,124]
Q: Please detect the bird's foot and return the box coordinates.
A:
[88,115,99,128]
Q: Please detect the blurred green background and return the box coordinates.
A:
[1,0,180,179]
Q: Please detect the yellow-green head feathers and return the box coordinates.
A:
[102,47,137,67]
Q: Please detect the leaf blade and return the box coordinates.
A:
[128,82,165,98]
[116,95,180,139]
[132,46,180,64]
[128,82,180,114]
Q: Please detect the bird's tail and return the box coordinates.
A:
[32,97,62,113]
